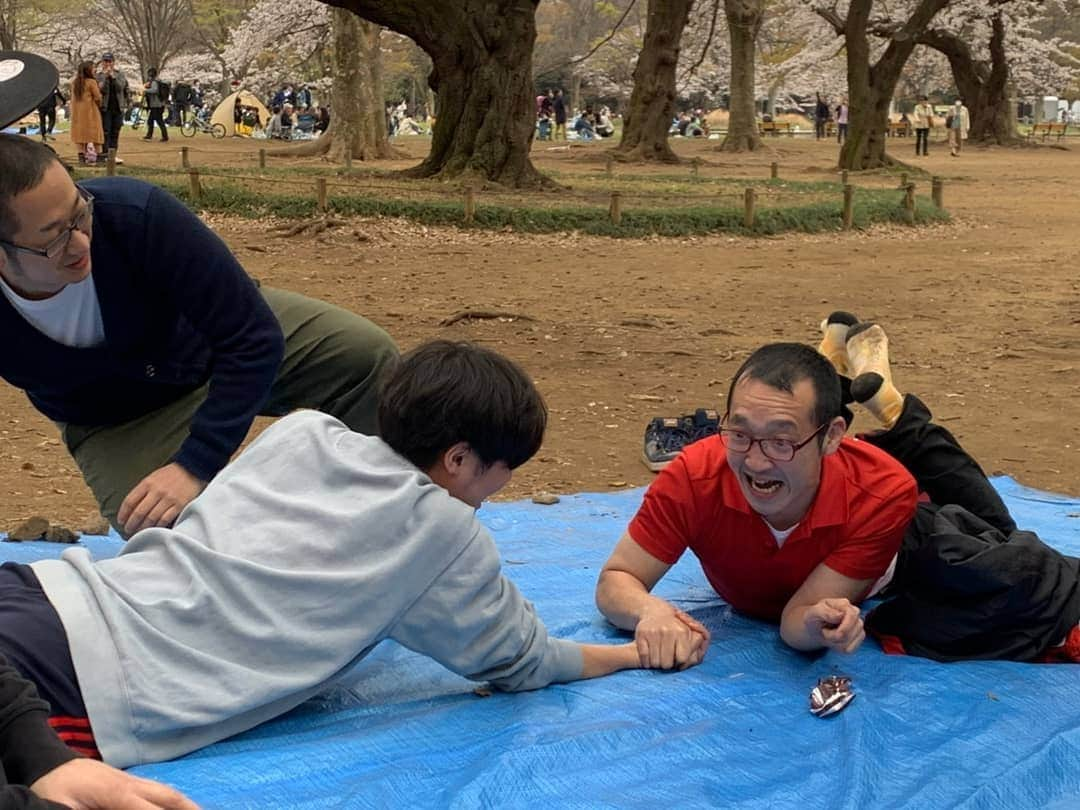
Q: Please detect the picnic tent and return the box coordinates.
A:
[210,89,271,137]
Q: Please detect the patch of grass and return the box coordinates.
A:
[76,168,948,238]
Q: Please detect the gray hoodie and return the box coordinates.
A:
[32,411,581,767]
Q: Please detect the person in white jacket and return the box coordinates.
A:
[912,95,933,157]
[949,98,970,156]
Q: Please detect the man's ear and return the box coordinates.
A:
[436,441,472,479]
[821,416,848,456]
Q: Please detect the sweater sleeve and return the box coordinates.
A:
[0,656,78,791]
[140,187,285,481]
[391,527,583,692]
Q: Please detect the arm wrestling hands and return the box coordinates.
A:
[596,534,711,671]
[118,463,206,536]
[31,757,198,810]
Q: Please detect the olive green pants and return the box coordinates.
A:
[61,287,398,534]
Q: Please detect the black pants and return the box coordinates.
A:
[815,119,826,139]
[861,395,1080,661]
[37,107,55,137]
[146,107,168,140]
[102,107,124,152]
[836,123,847,143]
[915,128,929,155]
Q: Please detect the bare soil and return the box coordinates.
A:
[4,133,1079,530]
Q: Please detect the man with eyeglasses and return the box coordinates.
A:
[596,317,1080,667]
[0,134,397,537]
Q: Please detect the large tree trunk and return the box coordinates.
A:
[818,0,951,170]
[267,11,397,161]
[718,0,764,153]
[918,11,1017,144]
[321,0,545,187]
[613,0,695,163]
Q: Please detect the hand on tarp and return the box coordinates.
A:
[635,603,711,670]
[804,598,865,655]
[118,462,206,536]
[31,757,200,810]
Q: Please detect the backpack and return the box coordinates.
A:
[156,80,171,103]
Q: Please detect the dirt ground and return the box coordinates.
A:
[3,133,1079,530]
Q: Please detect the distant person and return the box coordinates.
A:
[69,61,104,165]
[296,84,312,110]
[948,98,969,156]
[266,106,287,139]
[314,106,330,134]
[95,52,130,161]
[835,98,849,143]
[912,95,932,156]
[142,67,168,142]
[595,107,615,138]
[814,92,829,140]
[553,89,567,140]
[573,111,594,141]
[171,79,192,125]
[36,86,64,142]
[191,79,204,113]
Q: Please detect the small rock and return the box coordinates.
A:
[7,516,49,542]
[80,515,112,536]
[20,461,34,471]
[44,526,79,544]
[531,492,560,505]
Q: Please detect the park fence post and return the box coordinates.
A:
[609,191,622,226]
[691,158,700,179]
[464,185,476,224]
[187,168,201,202]
[605,156,613,178]
[900,171,908,189]
[903,183,916,225]
[770,161,779,179]
[743,187,756,229]
[842,184,854,230]
[180,146,189,169]
[344,147,353,172]
[258,148,266,169]
[932,176,944,209]
[316,178,328,213]
[841,169,849,185]
[106,150,116,177]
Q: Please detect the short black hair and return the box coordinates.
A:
[378,340,546,472]
[725,342,842,428]
[0,135,63,240]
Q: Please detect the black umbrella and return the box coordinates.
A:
[0,51,60,130]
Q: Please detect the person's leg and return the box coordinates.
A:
[157,108,168,140]
[846,323,1016,534]
[257,287,398,436]
[46,107,56,136]
[143,109,155,139]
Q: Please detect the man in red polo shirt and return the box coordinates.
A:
[597,320,1080,668]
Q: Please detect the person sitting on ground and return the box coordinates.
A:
[573,111,595,141]
[314,106,330,134]
[596,314,1080,668]
[0,653,197,809]
[0,135,397,537]
[595,107,615,138]
[265,105,287,139]
[3,340,647,769]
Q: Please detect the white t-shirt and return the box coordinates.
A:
[767,519,897,596]
[0,273,105,348]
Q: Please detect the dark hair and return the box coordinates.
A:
[147,67,158,79]
[73,61,95,100]
[378,341,546,472]
[725,343,842,428]
[0,135,63,240]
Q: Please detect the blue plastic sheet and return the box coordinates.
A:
[4,477,1080,808]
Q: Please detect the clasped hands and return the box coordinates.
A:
[634,603,711,670]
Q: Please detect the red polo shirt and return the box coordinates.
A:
[628,435,918,621]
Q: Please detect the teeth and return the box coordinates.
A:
[748,476,781,493]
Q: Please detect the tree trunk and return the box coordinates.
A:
[718,0,763,153]
[266,11,398,161]
[0,0,18,50]
[819,0,951,170]
[321,0,546,187]
[613,0,695,163]
[918,11,1017,144]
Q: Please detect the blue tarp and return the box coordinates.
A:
[4,476,1080,808]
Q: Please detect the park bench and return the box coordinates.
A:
[1028,122,1068,142]
[759,121,795,137]
[887,121,911,137]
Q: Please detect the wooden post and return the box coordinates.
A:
[180,146,189,169]
[316,178,328,213]
[743,187,756,229]
[106,150,116,177]
[841,169,849,185]
[691,158,700,179]
[931,176,944,209]
[903,183,916,225]
[187,168,201,202]
[609,191,622,225]
[344,147,353,172]
[900,171,908,189]
[258,148,266,169]
[842,184,854,230]
[464,185,476,224]
[770,161,779,179]
[605,156,613,178]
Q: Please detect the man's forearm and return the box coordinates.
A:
[595,571,673,631]
[577,643,640,680]
[780,606,827,652]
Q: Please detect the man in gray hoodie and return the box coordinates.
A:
[0,341,703,768]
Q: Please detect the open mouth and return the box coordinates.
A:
[745,473,782,495]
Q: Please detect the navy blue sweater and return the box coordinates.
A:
[0,177,285,481]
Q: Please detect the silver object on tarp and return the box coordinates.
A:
[809,674,855,717]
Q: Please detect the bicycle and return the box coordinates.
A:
[181,113,226,139]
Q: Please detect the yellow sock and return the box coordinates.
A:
[817,311,859,375]
[846,323,904,429]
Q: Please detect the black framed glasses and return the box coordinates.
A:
[718,422,827,462]
[0,186,94,260]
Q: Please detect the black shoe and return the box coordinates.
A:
[142,136,152,140]
[642,417,691,472]
[684,408,720,444]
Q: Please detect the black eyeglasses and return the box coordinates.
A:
[718,422,827,462]
[0,186,94,260]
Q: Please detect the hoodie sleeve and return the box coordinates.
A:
[0,656,78,791]
[391,527,582,692]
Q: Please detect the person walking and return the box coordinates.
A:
[948,98,969,156]
[814,93,829,140]
[553,89,567,141]
[35,86,64,142]
[69,62,104,164]
[95,52,129,161]
[912,95,932,156]
[142,67,168,142]
[835,98,849,143]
